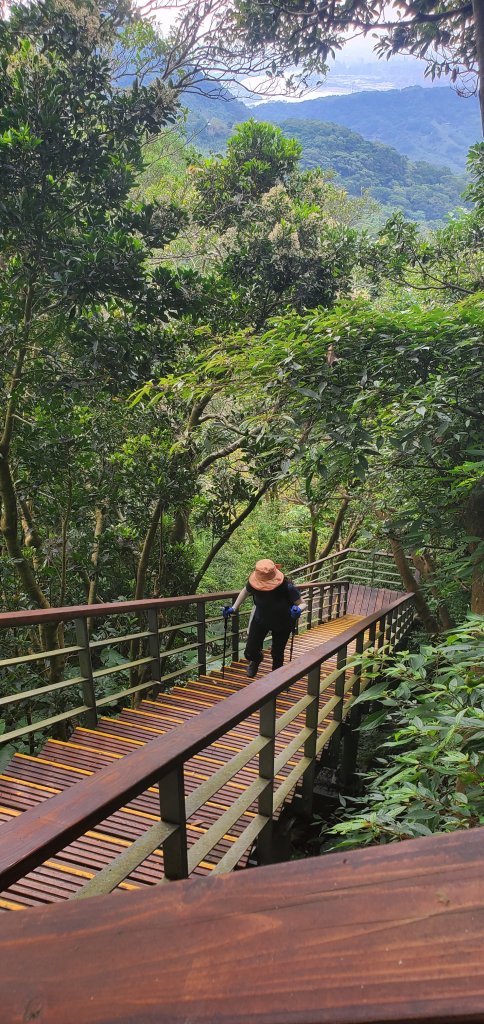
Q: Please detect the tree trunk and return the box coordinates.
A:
[389,533,440,634]
[0,456,50,614]
[473,0,484,134]
[308,506,318,565]
[465,476,484,613]
[86,504,107,635]
[192,481,272,590]
[341,513,364,550]
[59,478,73,608]
[134,497,164,602]
[170,508,189,544]
[318,496,350,560]
[130,497,163,702]
[412,550,454,630]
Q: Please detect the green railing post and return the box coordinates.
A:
[196,601,206,677]
[159,766,188,880]
[300,664,321,815]
[146,608,161,688]
[74,618,98,728]
[257,697,276,864]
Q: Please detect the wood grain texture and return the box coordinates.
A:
[1,827,484,1023]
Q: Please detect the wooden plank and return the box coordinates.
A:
[1,827,483,1023]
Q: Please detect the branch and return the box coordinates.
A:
[192,480,272,590]
[197,439,242,474]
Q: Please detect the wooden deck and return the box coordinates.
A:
[0,613,364,910]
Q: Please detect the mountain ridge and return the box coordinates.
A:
[251,86,481,173]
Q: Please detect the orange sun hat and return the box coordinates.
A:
[249,559,284,591]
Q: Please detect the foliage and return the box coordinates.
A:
[194,119,302,229]
[188,121,361,326]
[277,118,468,227]
[328,616,484,847]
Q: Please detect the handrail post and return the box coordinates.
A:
[328,583,334,622]
[318,584,325,625]
[257,697,276,864]
[146,609,161,688]
[159,766,188,880]
[335,581,342,619]
[370,551,376,587]
[328,643,347,766]
[341,631,364,788]
[385,607,395,654]
[343,580,349,616]
[196,601,206,677]
[307,587,313,631]
[231,594,239,663]
[74,618,98,728]
[300,664,321,815]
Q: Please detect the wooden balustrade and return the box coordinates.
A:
[1,822,482,1023]
[0,592,415,897]
[0,580,349,748]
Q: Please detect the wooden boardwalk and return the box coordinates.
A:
[0,613,363,911]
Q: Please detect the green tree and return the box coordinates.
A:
[0,0,182,622]
[190,122,360,328]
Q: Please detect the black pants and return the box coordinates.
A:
[244,618,292,671]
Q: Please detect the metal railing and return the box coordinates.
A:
[0,580,348,748]
[292,547,407,590]
[0,592,415,897]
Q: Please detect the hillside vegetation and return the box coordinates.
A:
[277,119,467,225]
[182,84,474,225]
[254,86,481,173]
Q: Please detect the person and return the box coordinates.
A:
[223,559,306,678]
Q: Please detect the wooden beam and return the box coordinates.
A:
[1,827,483,1022]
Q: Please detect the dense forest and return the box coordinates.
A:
[276,119,468,224]
[0,0,483,843]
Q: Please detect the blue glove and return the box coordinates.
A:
[222,605,235,619]
[290,604,302,621]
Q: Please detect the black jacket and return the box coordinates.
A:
[246,577,301,629]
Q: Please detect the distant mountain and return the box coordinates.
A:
[278,119,468,225]
[253,87,481,174]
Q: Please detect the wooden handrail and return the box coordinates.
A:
[0,590,241,629]
[0,593,411,891]
[1,824,482,1023]
[0,580,344,630]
